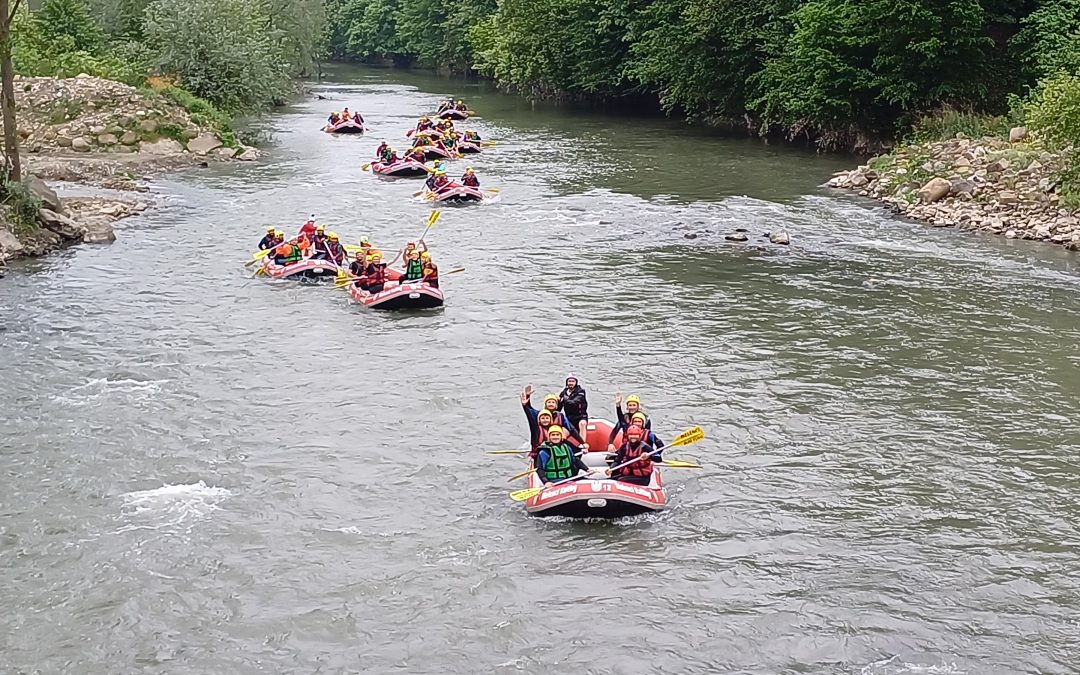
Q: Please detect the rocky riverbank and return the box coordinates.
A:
[827,130,1080,251]
[2,75,262,266]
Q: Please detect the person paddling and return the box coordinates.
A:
[364,251,388,293]
[536,426,592,485]
[324,232,347,266]
[258,226,277,250]
[605,424,655,485]
[558,374,589,442]
[461,167,479,188]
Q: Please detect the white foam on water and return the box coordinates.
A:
[51,377,169,406]
[119,481,231,531]
[860,655,964,675]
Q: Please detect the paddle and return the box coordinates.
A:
[488,449,529,455]
[656,459,702,469]
[481,141,497,147]
[508,426,704,502]
[361,162,371,171]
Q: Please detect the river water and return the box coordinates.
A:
[3,66,1080,674]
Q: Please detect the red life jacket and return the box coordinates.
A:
[368,264,386,285]
[616,441,653,477]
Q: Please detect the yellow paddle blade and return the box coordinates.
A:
[427,210,441,227]
[361,163,371,171]
[487,450,528,455]
[668,426,705,448]
[509,486,544,502]
[481,141,497,147]
[508,468,533,482]
[443,267,465,275]
[657,459,701,469]
[251,248,273,260]
[485,187,500,193]
[411,189,425,197]
[425,193,435,200]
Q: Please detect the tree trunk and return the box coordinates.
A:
[0,0,22,183]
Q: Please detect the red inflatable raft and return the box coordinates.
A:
[324,118,365,134]
[372,159,429,177]
[261,258,342,280]
[417,145,453,162]
[458,139,482,154]
[347,269,444,310]
[523,419,668,518]
[438,109,469,121]
[429,184,484,203]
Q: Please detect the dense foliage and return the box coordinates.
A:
[13,0,324,111]
[326,0,1080,147]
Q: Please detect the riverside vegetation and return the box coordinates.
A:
[6,0,1080,262]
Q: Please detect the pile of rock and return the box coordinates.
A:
[827,128,1080,250]
[13,74,259,160]
[0,176,146,262]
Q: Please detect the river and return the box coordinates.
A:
[2,66,1080,674]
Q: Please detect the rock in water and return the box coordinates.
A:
[26,175,64,214]
[82,219,116,244]
[917,177,952,203]
[725,232,748,242]
[38,209,86,241]
[768,231,791,245]
[187,133,223,155]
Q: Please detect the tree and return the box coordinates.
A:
[0,0,21,182]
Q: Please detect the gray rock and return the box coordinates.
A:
[949,177,976,196]
[120,131,138,145]
[82,219,116,244]
[56,136,72,148]
[38,209,86,241]
[768,230,791,245]
[97,133,118,146]
[1009,126,1027,143]
[139,119,158,133]
[71,137,92,152]
[917,177,952,203]
[182,128,199,140]
[235,146,261,161]
[850,174,869,187]
[987,159,1011,173]
[0,224,25,260]
[998,191,1020,205]
[1005,229,1017,239]
[186,133,223,155]
[26,175,64,214]
[725,232,748,242]
[140,138,184,155]
[106,125,124,135]
[215,146,237,158]
[683,232,698,240]
[89,125,107,135]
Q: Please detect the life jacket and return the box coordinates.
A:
[462,174,479,187]
[349,260,365,277]
[422,263,438,285]
[403,259,423,280]
[297,237,313,257]
[541,442,576,481]
[275,242,293,258]
[327,241,345,263]
[615,441,653,477]
[367,263,386,284]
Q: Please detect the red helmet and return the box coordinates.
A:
[626,424,645,439]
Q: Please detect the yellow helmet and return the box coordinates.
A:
[465,167,474,173]
[543,394,559,407]
[420,251,431,260]
[547,425,564,437]
[631,412,647,424]
[626,394,641,405]
[537,409,553,420]
[266,225,275,233]
[372,250,383,260]
[328,232,339,240]
[457,99,463,104]
[316,225,325,232]
[274,229,284,237]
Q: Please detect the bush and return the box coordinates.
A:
[1025,72,1080,149]
[907,108,1012,143]
[0,180,43,235]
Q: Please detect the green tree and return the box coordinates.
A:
[38,0,103,51]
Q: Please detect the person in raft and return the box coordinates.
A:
[349,250,366,279]
[258,226,277,250]
[405,146,426,164]
[323,232,347,266]
[461,167,480,188]
[629,411,663,460]
[415,116,434,132]
[363,250,388,293]
[607,392,652,451]
[437,97,455,113]
[558,374,589,441]
[420,251,438,287]
[273,237,303,265]
[606,423,655,485]
[327,111,340,125]
[298,215,317,240]
[352,110,364,125]
[536,426,592,484]
[375,141,388,159]
[521,385,587,446]
[401,248,424,281]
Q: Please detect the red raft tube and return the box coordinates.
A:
[261,258,341,281]
[371,159,429,177]
[523,419,668,519]
[324,118,365,134]
[346,269,444,310]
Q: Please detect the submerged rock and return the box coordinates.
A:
[768,230,791,245]
[725,232,748,242]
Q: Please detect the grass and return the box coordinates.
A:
[907,109,1013,144]
[1,180,43,236]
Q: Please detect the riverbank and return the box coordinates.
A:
[1,75,262,266]
[827,130,1080,251]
